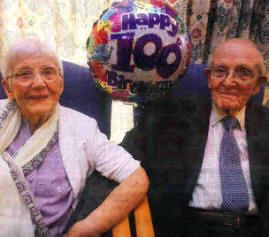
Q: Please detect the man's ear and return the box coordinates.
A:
[2,79,14,99]
[253,75,267,95]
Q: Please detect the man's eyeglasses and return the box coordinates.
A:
[7,66,61,82]
[210,66,255,82]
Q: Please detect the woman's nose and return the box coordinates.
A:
[32,72,46,86]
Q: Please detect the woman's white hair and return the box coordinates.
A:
[1,38,63,79]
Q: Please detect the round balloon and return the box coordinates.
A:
[87,0,191,102]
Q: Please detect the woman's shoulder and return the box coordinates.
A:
[58,105,107,145]
[0,99,10,108]
[59,104,98,129]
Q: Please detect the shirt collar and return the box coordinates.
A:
[211,103,245,130]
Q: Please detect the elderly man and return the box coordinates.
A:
[0,38,149,237]
[121,38,269,236]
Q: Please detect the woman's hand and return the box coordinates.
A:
[62,221,100,237]
[63,167,148,237]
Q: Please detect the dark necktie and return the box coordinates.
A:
[219,116,249,213]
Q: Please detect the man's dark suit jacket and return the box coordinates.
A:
[120,95,269,237]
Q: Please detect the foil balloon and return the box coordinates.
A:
[87,0,191,102]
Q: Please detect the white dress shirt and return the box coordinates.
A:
[189,104,257,213]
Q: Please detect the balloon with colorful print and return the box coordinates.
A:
[87,0,191,102]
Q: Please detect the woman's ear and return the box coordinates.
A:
[59,75,64,95]
[2,79,15,99]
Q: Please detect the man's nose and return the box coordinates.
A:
[222,71,237,86]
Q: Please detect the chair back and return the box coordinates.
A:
[112,197,155,237]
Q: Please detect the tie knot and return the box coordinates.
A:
[222,116,238,130]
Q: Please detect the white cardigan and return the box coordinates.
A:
[58,105,140,207]
[0,101,139,236]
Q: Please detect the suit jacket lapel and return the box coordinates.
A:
[245,102,267,207]
[183,97,211,204]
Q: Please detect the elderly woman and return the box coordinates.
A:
[0,38,149,237]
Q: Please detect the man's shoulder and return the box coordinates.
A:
[246,102,269,138]
[246,102,269,121]
[144,95,211,118]
[122,95,211,155]
[131,95,211,139]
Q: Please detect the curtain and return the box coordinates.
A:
[188,0,269,72]
[0,0,109,65]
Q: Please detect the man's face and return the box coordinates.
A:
[207,41,266,114]
[2,54,63,120]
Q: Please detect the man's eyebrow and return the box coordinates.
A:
[211,64,227,68]
[236,64,253,69]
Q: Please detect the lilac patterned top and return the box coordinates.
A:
[6,118,74,236]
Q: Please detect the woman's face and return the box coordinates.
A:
[3,53,63,121]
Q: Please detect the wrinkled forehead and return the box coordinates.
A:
[11,51,59,69]
[213,41,264,68]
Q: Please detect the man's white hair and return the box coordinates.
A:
[208,38,266,76]
[1,38,63,79]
